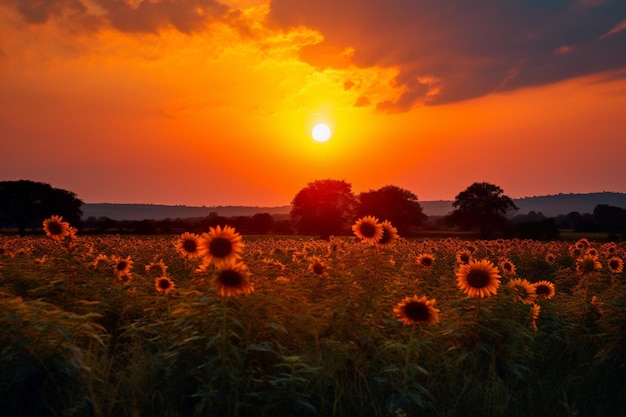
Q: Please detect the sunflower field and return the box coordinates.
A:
[1,216,625,417]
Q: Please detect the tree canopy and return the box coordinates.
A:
[357,185,426,235]
[0,180,83,236]
[446,182,518,238]
[290,179,358,239]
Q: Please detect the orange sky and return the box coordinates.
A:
[1,0,626,207]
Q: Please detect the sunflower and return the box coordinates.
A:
[530,304,541,331]
[544,252,557,265]
[533,280,556,300]
[508,278,537,305]
[377,220,399,247]
[499,258,516,275]
[575,238,591,250]
[575,254,602,275]
[393,295,440,325]
[112,256,133,279]
[198,225,244,266]
[602,242,618,257]
[351,216,383,244]
[607,256,624,274]
[92,253,109,268]
[456,259,501,298]
[42,215,70,241]
[145,259,168,278]
[308,257,327,276]
[456,250,472,265]
[213,260,254,297]
[590,295,604,317]
[176,232,202,259]
[67,226,78,240]
[416,253,435,268]
[154,276,175,295]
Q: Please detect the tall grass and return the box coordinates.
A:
[1,234,625,417]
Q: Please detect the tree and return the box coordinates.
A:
[446,182,518,238]
[250,213,275,235]
[0,180,84,236]
[290,179,358,238]
[357,185,427,235]
[593,204,626,233]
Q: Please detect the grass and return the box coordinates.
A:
[1,232,625,417]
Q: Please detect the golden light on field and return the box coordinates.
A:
[312,123,331,142]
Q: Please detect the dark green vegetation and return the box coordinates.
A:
[1,233,625,417]
[2,180,626,241]
[0,180,83,237]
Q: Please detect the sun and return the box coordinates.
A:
[312,123,331,142]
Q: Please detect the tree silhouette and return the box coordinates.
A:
[290,179,358,239]
[250,213,275,235]
[447,182,518,238]
[0,180,83,236]
[358,185,426,236]
[593,204,626,233]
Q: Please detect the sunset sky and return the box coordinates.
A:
[1,0,625,207]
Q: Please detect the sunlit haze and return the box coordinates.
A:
[1,1,625,207]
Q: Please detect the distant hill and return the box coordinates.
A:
[512,192,626,218]
[82,192,626,221]
[419,192,626,217]
[82,204,292,221]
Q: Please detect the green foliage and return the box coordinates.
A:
[1,234,625,416]
[357,185,427,235]
[447,182,518,238]
[290,179,358,238]
[0,296,105,417]
[0,180,84,236]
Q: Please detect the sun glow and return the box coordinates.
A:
[312,123,331,142]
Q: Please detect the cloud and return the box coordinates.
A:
[15,0,88,24]
[8,0,247,34]
[267,0,626,110]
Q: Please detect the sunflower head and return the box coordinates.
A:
[545,252,556,265]
[308,257,327,276]
[92,253,109,268]
[199,225,244,266]
[575,254,602,275]
[456,250,472,265]
[533,280,556,300]
[112,256,133,280]
[154,276,175,295]
[213,260,254,297]
[575,238,590,250]
[456,259,501,298]
[607,256,624,274]
[377,220,399,247]
[176,232,202,259]
[508,278,537,305]
[499,259,516,275]
[416,253,435,268]
[351,216,383,244]
[43,215,70,242]
[393,295,440,325]
[146,259,168,278]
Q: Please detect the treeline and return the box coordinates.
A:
[2,179,626,240]
[509,204,626,240]
[78,204,626,240]
[81,213,295,236]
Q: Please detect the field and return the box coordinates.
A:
[1,227,625,417]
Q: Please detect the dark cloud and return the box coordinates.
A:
[268,0,626,110]
[95,0,242,34]
[15,0,88,24]
[9,0,246,34]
